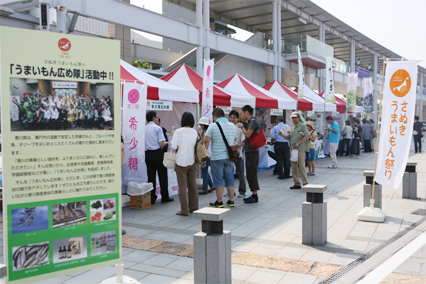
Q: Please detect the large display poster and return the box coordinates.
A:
[0,27,121,283]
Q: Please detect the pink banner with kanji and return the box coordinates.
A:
[202,59,214,123]
[122,82,148,185]
[375,60,418,188]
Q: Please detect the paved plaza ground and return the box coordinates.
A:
[1,143,426,284]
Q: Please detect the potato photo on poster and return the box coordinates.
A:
[10,78,114,132]
[11,206,49,235]
[90,199,103,223]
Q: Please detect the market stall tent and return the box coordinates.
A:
[333,96,363,113]
[217,74,297,109]
[263,80,322,111]
[318,92,347,113]
[161,64,254,107]
[120,60,199,103]
[302,85,336,112]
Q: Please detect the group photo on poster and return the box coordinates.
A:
[10,78,114,131]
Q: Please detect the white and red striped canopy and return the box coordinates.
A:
[303,85,336,112]
[318,92,347,113]
[218,74,297,109]
[264,80,322,111]
[120,60,199,103]
[161,64,254,107]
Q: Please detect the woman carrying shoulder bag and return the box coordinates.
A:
[171,112,199,216]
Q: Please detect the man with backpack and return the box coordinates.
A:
[237,105,261,203]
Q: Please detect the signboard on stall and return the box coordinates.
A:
[122,83,148,186]
[146,100,173,111]
[355,66,371,79]
[307,111,315,117]
[375,61,418,188]
[52,81,78,88]
[270,109,282,116]
[0,27,121,283]
[332,112,340,116]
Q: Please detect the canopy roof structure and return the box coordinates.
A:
[217,74,297,109]
[161,64,254,107]
[120,60,199,103]
[264,80,322,111]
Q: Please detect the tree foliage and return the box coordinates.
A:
[131,59,152,70]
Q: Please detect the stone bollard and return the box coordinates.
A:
[363,170,382,209]
[403,162,417,199]
[193,207,232,284]
[302,185,327,246]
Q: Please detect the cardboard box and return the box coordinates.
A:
[130,192,151,210]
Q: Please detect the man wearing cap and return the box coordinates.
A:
[271,116,292,179]
[278,112,310,189]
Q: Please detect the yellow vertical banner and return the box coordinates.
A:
[0,27,121,283]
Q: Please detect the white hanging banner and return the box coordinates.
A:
[375,61,418,188]
[202,59,214,123]
[363,77,374,113]
[122,82,148,185]
[325,57,336,103]
[309,73,315,89]
[297,46,305,99]
[346,73,358,112]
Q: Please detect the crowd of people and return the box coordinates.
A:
[145,108,423,215]
[12,92,113,130]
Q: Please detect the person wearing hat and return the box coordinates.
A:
[305,121,317,176]
[278,112,310,189]
[197,117,215,195]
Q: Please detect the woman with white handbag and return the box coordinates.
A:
[171,112,199,216]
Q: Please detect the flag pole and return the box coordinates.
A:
[357,57,387,223]
[371,58,387,205]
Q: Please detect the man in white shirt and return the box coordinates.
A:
[50,106,60,129]
[228,110,246,197]
[41,105,51,129]
[271,116,292,179]
[145,111,174,204]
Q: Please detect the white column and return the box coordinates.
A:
[277,0,282,81]
[318,25,325,92]
[350,41,356,73]
[373,54,378,125]
[196,0,203,75]
[421,74,424,120]
[203,0,210,60]
[272,0,278,81]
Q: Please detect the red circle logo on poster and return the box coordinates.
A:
[128,89,140,104]
[58,38,71,51]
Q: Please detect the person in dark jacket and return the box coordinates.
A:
[413,116,424,153]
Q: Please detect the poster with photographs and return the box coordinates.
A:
[10,79,114,131]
